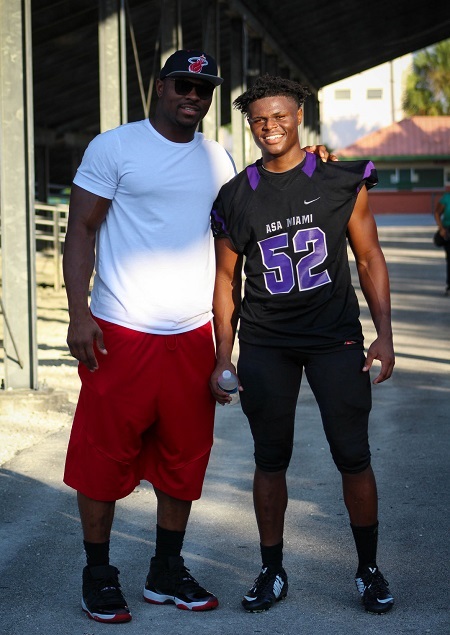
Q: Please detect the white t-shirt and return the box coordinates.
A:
[73,119,236,334]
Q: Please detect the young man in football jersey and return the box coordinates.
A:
[210,75,395,615]
[63,51,332,625]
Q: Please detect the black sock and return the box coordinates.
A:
[351,522,379,573]
[154,525,185,562]
[260,540,283,570]
[83,540,110,568]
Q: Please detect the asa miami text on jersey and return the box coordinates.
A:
[211,152,378,351]
[74,119,236,334]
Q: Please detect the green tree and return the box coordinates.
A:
[403,39,450,115]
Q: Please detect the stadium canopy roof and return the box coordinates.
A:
[32,0,450,139]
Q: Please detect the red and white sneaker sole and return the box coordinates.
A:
[143,588,218,611]
[81,598,132,623]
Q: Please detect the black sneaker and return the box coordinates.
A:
[81,564,131,623]
[143,556,218,611]
[355,565,394,614]
[242,566,288,612]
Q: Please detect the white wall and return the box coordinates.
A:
[319,54,412,151]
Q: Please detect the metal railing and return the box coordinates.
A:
[34,202,69,291]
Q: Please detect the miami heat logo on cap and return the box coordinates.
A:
[188,54,208,74]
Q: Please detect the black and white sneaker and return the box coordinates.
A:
[355,565,394,614]
[143,556,218,611]
[82,564,131,623]
[242,566,288,612]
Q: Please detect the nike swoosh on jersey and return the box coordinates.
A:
[304,197,320,205]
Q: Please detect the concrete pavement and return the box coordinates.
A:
[0,216,449,634]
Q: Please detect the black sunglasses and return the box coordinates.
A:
[167,77,215,100]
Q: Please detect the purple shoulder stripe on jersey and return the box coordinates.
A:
[302,151,317,177]
[246,163,261,190]
[357,160,376,193]
[363,160,375,179]
[211,207,229,234]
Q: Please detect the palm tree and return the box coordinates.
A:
[403,39,450,116]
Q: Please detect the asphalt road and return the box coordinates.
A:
[1,216,449,635]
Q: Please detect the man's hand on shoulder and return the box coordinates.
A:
[303,145,338,162]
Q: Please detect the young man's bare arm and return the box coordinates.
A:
[63,184,111,371]
[347,186,395,384]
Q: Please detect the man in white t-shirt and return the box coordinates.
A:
[63,50,235,623]
[63,49,332,625]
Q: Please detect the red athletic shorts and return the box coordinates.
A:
[63,317,216,502]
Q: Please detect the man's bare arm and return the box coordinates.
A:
[347,187,395,384]
[63,184,111,371]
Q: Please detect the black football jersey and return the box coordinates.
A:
[211,153,378,350]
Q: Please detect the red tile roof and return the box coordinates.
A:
[336,116,450,158]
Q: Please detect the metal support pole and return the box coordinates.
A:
[230,17,246,173]
[160,0,182,65]
[302,91,320,146]
[99,0,127,133]
[202,0,220,141]
[0,0,38,389]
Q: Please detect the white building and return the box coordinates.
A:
[319,54,413,151]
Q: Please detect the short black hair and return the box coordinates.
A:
[233,75,311,115]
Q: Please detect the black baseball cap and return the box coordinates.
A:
[159,49,223,86]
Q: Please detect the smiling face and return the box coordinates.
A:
[247,95,303,169]
[152,77,214,142]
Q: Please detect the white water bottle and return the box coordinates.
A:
[218,370,240,405]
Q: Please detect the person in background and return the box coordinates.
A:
[63,51,333,624]
[433,188,450,295]
[210,75,395,616]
